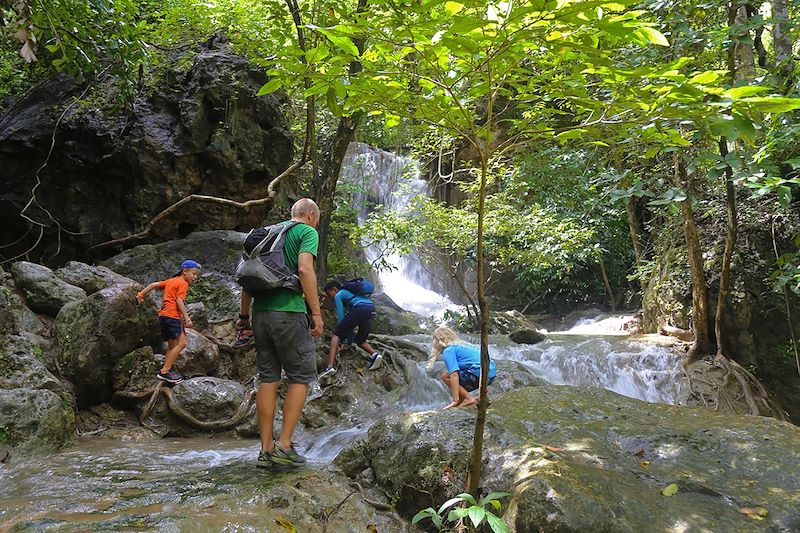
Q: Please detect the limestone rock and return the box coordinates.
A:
[0,388,74,457]
[0,36,293,262]
[10,261,86,315]
[508,328,546,345]
[55,261,134,294]
[156,329,219,377]
[337,385,800,532]
[53,283,160,406]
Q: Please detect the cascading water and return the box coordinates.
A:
[340,142,455,317]
[339,141,685,405]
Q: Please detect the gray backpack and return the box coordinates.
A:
[235,221,301,294]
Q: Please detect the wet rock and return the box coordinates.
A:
[0,268,76,458]
[338,385,800,532]
[10,261,86,315]
[444,309,536,335]
[156,329,219,377]
[76,403,159,442]
[372,305,425,335]
[0,388,74,457]
[141,377,253,437]
[53,283,160,407]
[113,346,161,394]
[102,230,245,321]
[508,328,546,345]
[491,360,548,395]
[0,36,294,262]
[54,261,134,294]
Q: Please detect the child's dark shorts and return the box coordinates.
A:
[333,303,376,345]
[159,316,185,341]
[459,372,494,392]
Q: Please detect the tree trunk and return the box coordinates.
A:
[314,0,368,282]
[715,138,737,357]
[771,0,794,92]
[732,3,756,80]
[599,255,616,311]
[466,154,491,497]
[676,155,712,359]
[625,196,648,292]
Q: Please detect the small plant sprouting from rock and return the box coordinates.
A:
[412,492,510,533]
[0,425,8,444]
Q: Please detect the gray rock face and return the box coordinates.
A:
[0,388,74,456]
[102,230,245,321]
[372,305,425,335]
[337,385,800,532]
[0,269,75,458]
[10,261,86,315]
[55,261,134,294]
[172,377,246,421]
[157,329,219,377]
[53,283,160,406]
[508,328,546,345]
[0,35,293,262]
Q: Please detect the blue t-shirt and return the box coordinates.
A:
[442,344,496,379]
[333,289,373,322]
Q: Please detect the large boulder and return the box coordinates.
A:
[55,261,134,294]
[0,35,293,262]
[156,329,219,377]
[53,283,160,406]
[0,267,75,458]
[10,261,86,315]
[138,377,255,437]
[0,388,74,457]
[337,385,800,532]
[372,305,425,335]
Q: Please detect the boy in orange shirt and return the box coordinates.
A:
[136,260,201,383]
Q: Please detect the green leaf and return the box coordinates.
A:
[724,86,770,99]
[312,26,360,57]
[661,483,679,496]
[636,27,669,46]
[468,506,487,528]
[486,512,511,533]
[257,78,282,96]
[739,97,800,113]
[479,492,510,507]
[455,492,478,506]
[688,71,720,85]
[412,508,436,524]
[437,497,464,515]
[445,1,465,15]
[448,508,471,521]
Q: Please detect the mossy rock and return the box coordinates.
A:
[339,384,800,532]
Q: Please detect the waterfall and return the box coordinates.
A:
[340,142,455,317]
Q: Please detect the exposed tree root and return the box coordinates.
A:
[682,355,788,421]
[161,385,257,431]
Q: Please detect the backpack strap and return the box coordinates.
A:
[268,221,301,253]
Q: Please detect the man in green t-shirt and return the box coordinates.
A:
[236,198,324,468]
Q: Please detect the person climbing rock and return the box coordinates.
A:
[136,259,202,384]
[320,278,381,382]
[429,326,496,409]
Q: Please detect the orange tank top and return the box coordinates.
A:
[158,276,189,319]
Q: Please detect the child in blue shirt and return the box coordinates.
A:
[320,280,382,381]
[430,326,496,409]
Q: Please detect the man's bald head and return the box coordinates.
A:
[291,198,320,228]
